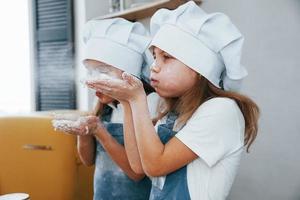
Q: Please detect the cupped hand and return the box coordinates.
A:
[85,72,146,103]
[52,114,103,136]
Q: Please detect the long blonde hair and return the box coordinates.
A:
[153,75,260,153]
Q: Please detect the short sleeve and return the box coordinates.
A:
[147,92,160,118]
[175,97,245,167]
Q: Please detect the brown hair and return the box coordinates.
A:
[153,75,260,153]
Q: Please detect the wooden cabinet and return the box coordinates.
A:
[0,114,94,200]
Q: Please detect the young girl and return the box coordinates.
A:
[87,2,260,200]
[53,18,158,200]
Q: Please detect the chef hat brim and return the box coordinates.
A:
[83,38,143,77]
[149,24,224,88]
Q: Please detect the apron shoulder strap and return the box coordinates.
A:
[101,105,113,122]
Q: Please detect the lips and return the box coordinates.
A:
[150,78,159,86]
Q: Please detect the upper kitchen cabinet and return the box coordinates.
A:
[96,0,202,21]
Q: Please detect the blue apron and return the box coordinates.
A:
[93,105,151,200]
[149,112,191,200]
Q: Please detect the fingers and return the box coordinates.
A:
[86,81,124,99]
[52,119,80,134]
[86,78,124,89]
[84,116,99,123]
[52,116,98,135]
[53,122,89,135]
[86,82,112,93]
[86,80,115,96]
[53,113,79,121]
[85,74,142,101]
[122,72,137,85]
[122,72,142,87]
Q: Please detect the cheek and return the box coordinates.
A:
[156,74,184,98]
[160,67,197,94]
[159,71,179,89]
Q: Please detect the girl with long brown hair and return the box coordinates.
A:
[87,2,260,200]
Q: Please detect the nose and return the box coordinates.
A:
[150,60,161,73]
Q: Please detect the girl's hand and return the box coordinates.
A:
[86,72,146,103]
[52,115,103,136]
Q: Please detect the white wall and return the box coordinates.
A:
[201,0,300,199]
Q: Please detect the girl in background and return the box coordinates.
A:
[86,2,260,200]
[53,18,158,200]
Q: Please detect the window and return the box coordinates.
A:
[0,1,31,114]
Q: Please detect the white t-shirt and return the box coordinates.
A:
[152,97,245,200]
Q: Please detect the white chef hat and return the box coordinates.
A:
[149,1,248,91]
[83,18,153,78]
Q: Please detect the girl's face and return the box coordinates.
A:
[150,47,199,98]
[84,59,123,104]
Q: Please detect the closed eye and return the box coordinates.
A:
[152,52,156,59]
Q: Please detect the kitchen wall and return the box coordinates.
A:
[201,1,300,199]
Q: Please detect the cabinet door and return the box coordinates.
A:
[0,116,77,200]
